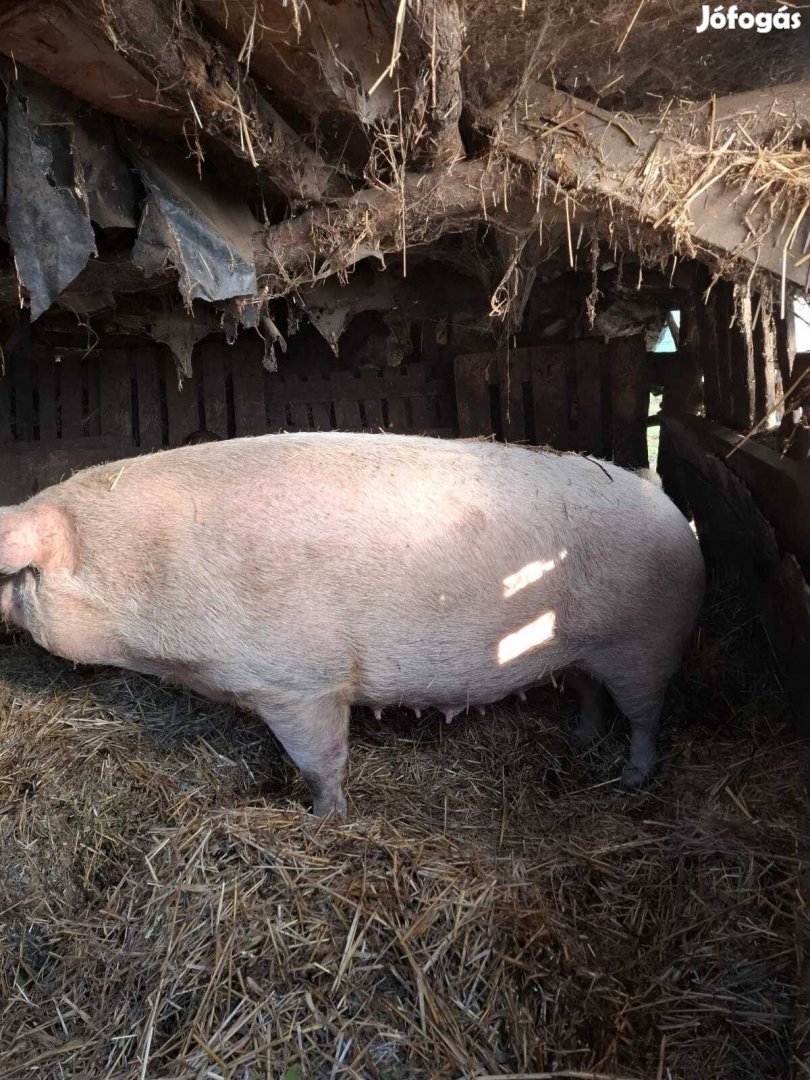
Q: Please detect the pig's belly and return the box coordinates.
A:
[352,616,569,710]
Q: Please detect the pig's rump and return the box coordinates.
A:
[0,432,704,809]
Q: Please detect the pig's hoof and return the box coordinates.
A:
[313,792,348,817]
[620,764,649,789]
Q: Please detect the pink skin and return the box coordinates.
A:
[0,433,704,813]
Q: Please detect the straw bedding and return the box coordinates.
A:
[0,586,806,1078]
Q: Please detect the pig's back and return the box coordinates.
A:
[53,433,702,700]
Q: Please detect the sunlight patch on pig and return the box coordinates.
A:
[502,551,567,598]
[497,611,556,664]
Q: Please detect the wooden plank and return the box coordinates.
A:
[201,345,228,439]
[333,399,362,430]
[693,269,722,423]
[609,336,649,468]
[59,356,84,440]
[775,307,796,398]
[711,280,735,427]
[35,356,57,443]
[135,347,162,451]
[362,399,384,431]
[263,374,288,432]
[409,395,431,433]
[386,396,409,431]
[573,338,603,456]
[454,353,494,437]
[287,400,310,431]
[0,367,11,442]
[662,416,810,734]
[728,295,755,430]
[230,345,267,437]
[309,402,332,430]
[98,349,134,441]
[500,352,527,443]
[530,345,570,449]
[753,295,776,424]
[84,352,102,436]
[164,357,200,445]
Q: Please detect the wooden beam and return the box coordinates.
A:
[254,160,515,294]
[482,83,810,290]
[69,0,347,202]
[694,80,810,144]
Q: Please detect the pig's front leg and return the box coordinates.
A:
[254,693,350,816]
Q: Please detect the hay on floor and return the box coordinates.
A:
[0,586,806,1079]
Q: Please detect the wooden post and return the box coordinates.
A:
[774,300,796,398]
[609,335,648,468]
[695,270,724,424]
[752,292,776,424]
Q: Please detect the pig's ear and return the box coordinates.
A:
[0,504,77,575]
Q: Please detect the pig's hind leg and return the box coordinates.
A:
[565,669,608,745]
[598,666,666,788]
[255,693,350,816]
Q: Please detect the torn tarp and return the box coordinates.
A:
[129,144,258,305]
[73,112,139,230]
[5,81,97,320]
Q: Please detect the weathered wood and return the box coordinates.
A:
[135,347,162,451]
[85,352,102,437]
[712,280,735,428]
[454,353,495,438]
[287,400,310,431]
[363,399,384,431]
[164,354,201,445]
[663,413,810,570]
[308,401,333,431]
[98,349,134,441]
[0,436,138,504]
[752,295,776,423]
[263,371,287,433]
[531,345,569,449]
[609,336,648,469]
[0,369,12,443]
[409,395,431,433]
[35,356,57,443]
[200,345,228,439]
[774,307,796,398]
[333,399,363,431]
[573,338,603,456]
[662,415,810,734]
[74,0,344,202]
[230,346,266,437]
[485,83,810,290]
[728,291,755,430]
[386,396,409,431]
[501,352,528,443]
[693,268,722,423]
[59,356,84,440]
[9,314,34,442]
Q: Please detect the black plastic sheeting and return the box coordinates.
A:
[5,82,97,320]
[130,145,257,306]
[74,112,139,231]
[1,64,261,321]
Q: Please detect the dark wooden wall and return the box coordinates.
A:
[454,337,649,467]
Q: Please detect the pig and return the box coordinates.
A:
[0,433,704,814]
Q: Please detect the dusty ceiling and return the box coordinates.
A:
[0,0,808,365]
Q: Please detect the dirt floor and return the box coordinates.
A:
[0,584,807,1079]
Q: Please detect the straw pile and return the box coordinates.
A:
[0,586,806,1079]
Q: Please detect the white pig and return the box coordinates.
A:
[0,433,704,813]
